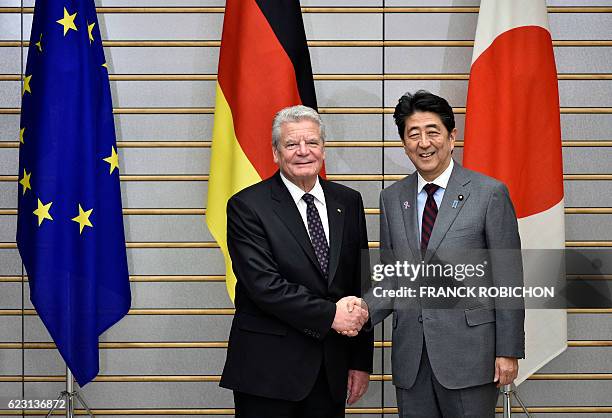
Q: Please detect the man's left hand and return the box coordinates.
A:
[493,356,519,387]
[346,369,370,405]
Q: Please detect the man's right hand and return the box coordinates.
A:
[331,296,368,337]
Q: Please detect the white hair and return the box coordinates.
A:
[271,105,325,150]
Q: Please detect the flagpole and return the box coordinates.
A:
[502,385,511,418]
[45,366,94,418]
[502,384,532,418]
[66,368,74,418]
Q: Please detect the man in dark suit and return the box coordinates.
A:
[358,91,525,417]
[220,105,374,417]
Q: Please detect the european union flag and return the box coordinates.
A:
[17,0,131,386]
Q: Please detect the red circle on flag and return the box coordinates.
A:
[464,26,564,218]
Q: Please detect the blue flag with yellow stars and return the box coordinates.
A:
[17,0,131,386]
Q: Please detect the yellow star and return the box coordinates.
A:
[87,21,95,43]
[35,33,43,52]
[71,204,93,234]
[102,62,108,69]
[19,127,25,144]
[33,198,53,226]
[103,146,119,174]
[23,75,32,96]
[19,169,31,195]
[56,7,78,36]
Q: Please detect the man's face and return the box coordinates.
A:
[402,111,456,181]
[273,119,325,186]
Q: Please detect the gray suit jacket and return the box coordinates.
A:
[366,161,525,390]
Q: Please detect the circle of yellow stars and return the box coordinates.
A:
[19,5,117,234]
[23,144,118,230]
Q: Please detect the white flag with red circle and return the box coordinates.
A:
[463,0,566,385]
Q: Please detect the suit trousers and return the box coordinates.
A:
[233,363,345,418]
[396,340,498,418]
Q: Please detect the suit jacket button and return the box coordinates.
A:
[418,315,423,323]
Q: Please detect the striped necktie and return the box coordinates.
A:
[421,183,440,251]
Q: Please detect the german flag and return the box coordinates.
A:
[206,0,317,301]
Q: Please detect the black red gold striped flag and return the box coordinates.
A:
[206,0,317,301]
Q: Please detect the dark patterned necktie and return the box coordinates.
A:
[421,183,440,251]
[303,193,329,277]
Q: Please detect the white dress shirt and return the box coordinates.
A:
[280,172,330,246]
[416,159,454,236]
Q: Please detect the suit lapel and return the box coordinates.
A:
[322,180,345,286]
[425,163,471,262]
[399,174,421,261]
[270,173,323,277]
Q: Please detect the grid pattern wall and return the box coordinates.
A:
[1,0,611,416]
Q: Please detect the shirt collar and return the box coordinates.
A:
[280,172,326,207]
[417,159,454,194]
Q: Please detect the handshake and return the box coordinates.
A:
[331,296,369,337]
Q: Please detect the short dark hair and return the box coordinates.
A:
[393,90,455,139]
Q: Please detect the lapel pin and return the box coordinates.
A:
[337,208,342,213]
[403,201,411,209]
[452,200,459,208]
[458,194,464,201]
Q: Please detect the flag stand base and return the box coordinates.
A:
[502,384,532,417]
[46,367,94,418]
